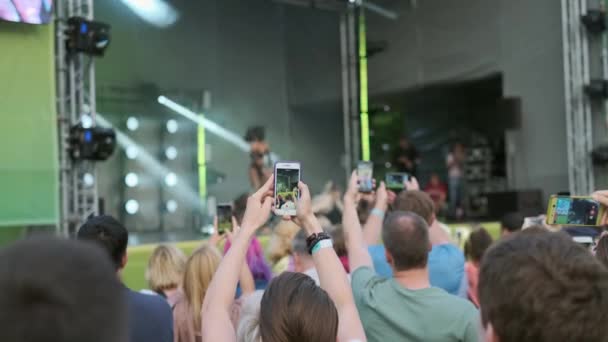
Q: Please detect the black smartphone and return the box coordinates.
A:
[216,203,232,234]
[385,172,409,190]
[357,161,374,193]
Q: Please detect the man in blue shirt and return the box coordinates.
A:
[363,182,465,296]
[78,215,173,342]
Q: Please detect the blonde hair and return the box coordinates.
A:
[182,244,221,333]
[268,220,300,264]
[145,244,187,292]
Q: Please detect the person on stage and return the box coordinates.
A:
[392,135,420,177]
[245,126,272,190]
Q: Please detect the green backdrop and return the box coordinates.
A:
[0,21,58,226]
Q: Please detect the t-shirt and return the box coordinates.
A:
[126,288,173,342]
[351,267,479,342]
[369,244,465,296]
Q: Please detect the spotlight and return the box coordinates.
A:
[69,124,116,161]
[165,146,178,160]
[125,172,139,187]
[126,117,139,131]
[584,79,608,99]
[66,17,111,56]
[581,10,606,33]
[81,114,93,129]
[125,199,139,214]
[166,119,178,134]
[166,200,178,213]
[126,145,139,160]
[83,172,95,187]
[164,172,177,187]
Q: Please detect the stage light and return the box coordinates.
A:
[584,79,608,99]
[165,146,178,160]
[120,0,179,28]
[66,17,111,56]
[83,172,95,187]
[69,124,116,161]
[126,145,139,159]
[126,117,139,131]
[125,199,139,214]
[166,200,178,213]
[81,114,93,129]
[125,172,139,187]
[166,119,178,134]
[165,172,177,187]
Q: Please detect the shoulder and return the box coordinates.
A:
[351,266,388,294]
[128,290,172,316]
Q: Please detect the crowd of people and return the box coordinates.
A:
[2,171,608,342]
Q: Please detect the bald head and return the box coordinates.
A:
[382,211,431,271]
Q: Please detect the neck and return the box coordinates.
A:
[163,287,179,297]
[393,267,430,290]
[428,221,451,245]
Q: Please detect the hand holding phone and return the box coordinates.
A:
[357,161,374,193]
[274,161,301,217]
[385,172,409,190]
[546,195,606,226]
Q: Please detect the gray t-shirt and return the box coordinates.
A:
[352,266,479,342]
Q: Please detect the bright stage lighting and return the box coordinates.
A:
[125,199,139,214]
[165,172,177,187]
[81,114,93,129]
[120,0,179,28]
[83,172,95,187]
[126,145,139,159]
[166,200,178,213]
[166,119,178,134]
[125,172,139,187]
[165,146,178,160]
[126,117,139,131]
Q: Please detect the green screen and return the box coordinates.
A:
[0,21,59,226]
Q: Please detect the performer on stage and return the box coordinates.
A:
[245,126,273,190]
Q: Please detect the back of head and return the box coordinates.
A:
[382,211,430,271]
[259,272,338,342]
[393,191,435,225]
[0,237,127,342]
[233,193,249,226]
[77,215,128,270]
[500,212,524,234]
[182,244,221,332]
[596,234,608,269]
[479,231,608,342]
[464,227,493,263]
[146,244,187,292]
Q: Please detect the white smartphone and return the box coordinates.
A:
[274,161,301,216]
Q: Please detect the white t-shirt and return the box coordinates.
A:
[447,153,463,178]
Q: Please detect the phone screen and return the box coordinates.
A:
[358,161,373,193]
[386,172,409,190]
[549,197,600,225]
[274,162,300,216]
[217,204,232,234]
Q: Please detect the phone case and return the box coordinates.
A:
[273,161,301,216]
[546,195,605,226]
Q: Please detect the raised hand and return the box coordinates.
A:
[404,176,420,191]
[592,190,608,225]
[241,174,275,232]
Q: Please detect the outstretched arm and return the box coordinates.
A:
[297,181,367,342]
[343,171,374,273]
[202,176,274,342]
[362,183,389,246]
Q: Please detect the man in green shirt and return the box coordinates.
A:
[343,171,479,342]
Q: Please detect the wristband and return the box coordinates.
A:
[311,239,333,255]
[371,208,385,219]
[306,232,331,254]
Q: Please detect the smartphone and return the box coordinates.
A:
[546,195,605,226]
[274,161,301,216]
[216,203,232,234]
[357,161,374,193]
[385,172,409,190]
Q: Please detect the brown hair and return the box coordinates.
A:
[259,272,338,342]
[479,231,608,342]
[596,234,608,268]
[382,211,430,271]
[393,190,435,225]
[182,244,221,333]
[145,244,187,292]
[464,227,493,263]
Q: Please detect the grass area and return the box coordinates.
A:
[123,222,500,290]
[0,226,25,247]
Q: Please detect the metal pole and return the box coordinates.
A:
[562,0,576,195]
[348,6,360,163]
[340,13,352,180]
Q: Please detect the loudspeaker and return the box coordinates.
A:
[484,190,544,220]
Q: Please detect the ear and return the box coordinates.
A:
[384,249,395,268]
[120,253,128,270]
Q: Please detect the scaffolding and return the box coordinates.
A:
[55,0,99,235]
